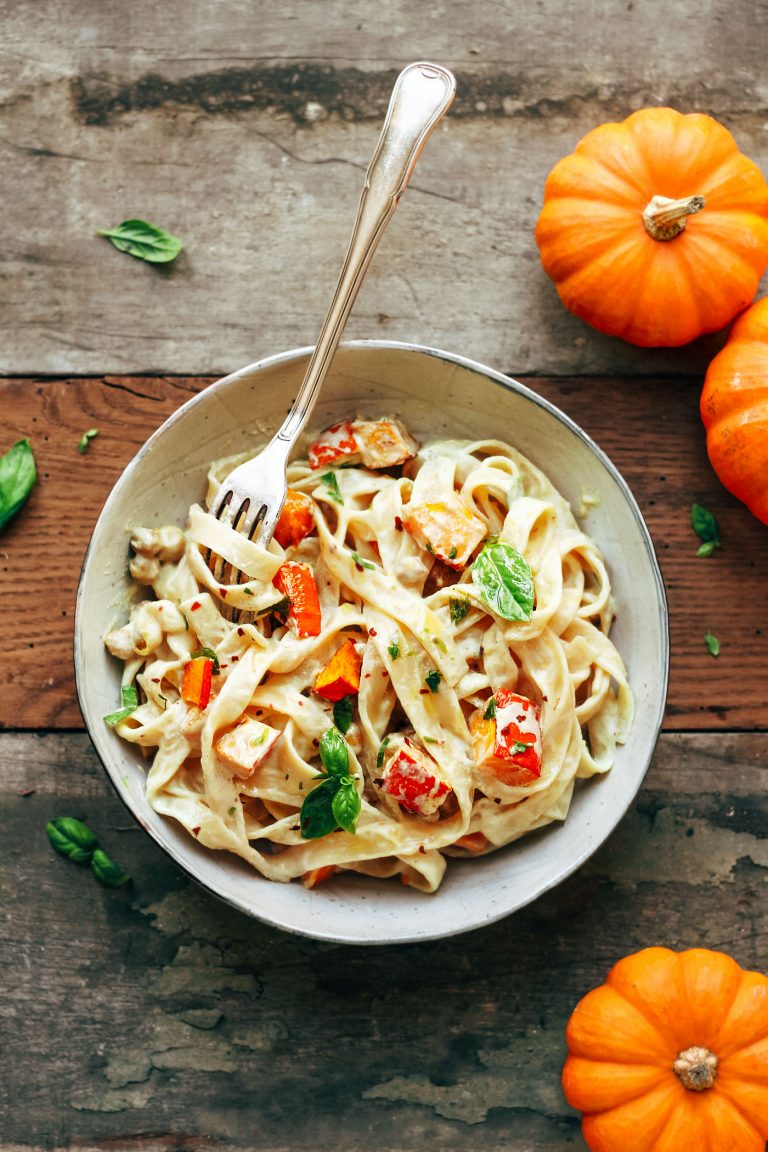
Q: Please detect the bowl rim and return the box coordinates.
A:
[75,338,670,943]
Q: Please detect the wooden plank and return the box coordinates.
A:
[1,374,766,730]
[2,731,767,1152]
[1,1,767,375]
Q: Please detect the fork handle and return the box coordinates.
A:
[275,62,456,447]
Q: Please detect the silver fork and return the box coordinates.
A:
[207,62,456,591]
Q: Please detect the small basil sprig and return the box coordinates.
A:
[0,438,37,532]
[103,684,139,727]
[300,727,360,838]
[691,503,721,557]
[449,597,470,624]
[98,219,183,264]
[47,817,131,886]
[472,540,534,622]
[78,428,99,454]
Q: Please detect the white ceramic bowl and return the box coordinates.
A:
[75,341,668,944]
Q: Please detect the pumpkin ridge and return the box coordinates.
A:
[705,1081,765,1143]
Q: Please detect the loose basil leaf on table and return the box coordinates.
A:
[91,847,131,888]
[0,438,37,532]
[97,219,183,264]
[691,503,721,555]
[472,540,534,621]
[46,816,98,863]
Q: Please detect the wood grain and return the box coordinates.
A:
[2,0,768,375]
[1,372,766,730]
[2,730,767,1152]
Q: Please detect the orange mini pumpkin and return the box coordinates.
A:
[563,947,768,1152]
[536,108,768,347]
[701,297,768,524]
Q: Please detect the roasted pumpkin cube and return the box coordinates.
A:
[273,489,316,549]
[379,739,452,816]
[313,638,363,702]
[307,421,360,469]
[470,689,542,787]
[403,494,487,570]
[352,418,419,469]
[215,717,282,780]
[181,657,213,709]
[273,561,322,637]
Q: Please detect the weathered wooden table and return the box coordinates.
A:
[2,5,767,1150]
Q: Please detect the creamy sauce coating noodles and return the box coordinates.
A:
[104,422,633,893]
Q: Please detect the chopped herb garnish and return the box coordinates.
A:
[512,741,531,754]
[251,731,267,746]
[425,669,442,693]
[243,586,255,596]
[322,471,343,504]
[448,547,458,560]
[351,551,376,571]
[425,541,435,556]
[423,736,440,745]
[179,611,189,631]
[376,735,391,769]
[691,503,721,557]
[78,428,99,454]
[190,646,220,674]
[705,632,720,657]
[449,597,471,624]
[483,697,496,720]
[103,684,139,727]
[387,640,400,660]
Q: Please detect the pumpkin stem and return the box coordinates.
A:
[673,1046,718,1091]
[642,194,705,241]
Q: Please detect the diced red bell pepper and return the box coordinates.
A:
[181,657,213,709]
[379,739,451,816]
[313,638,362,702]
[273,561,322,637]
[273,489,316,549]
[470,689,542,786]
[307,421,359,469]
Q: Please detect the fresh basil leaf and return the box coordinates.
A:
[97,219,182,264]
[425,669,442,693]
[0,439,37,532]
[91,847,131,887]
[472,541,534,622]
[190,646,220,674]
[300,777,341,839]
[387,641,400,660]
[319,726,349,778]
[333,695,355,734]
[705,632,720,657]
[483,697,496,720]
[351,551,376,571]
[103,683,139,727]
[78,428,99,454]
[691,503,721,546]
[449,596,471,624]
[331,779,361,834]
[321,471,343,504]
[696,540,718,558]
[47,816,98,863]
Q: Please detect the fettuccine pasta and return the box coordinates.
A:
[104,417,633,893]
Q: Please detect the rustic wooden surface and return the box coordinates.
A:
[2,3,768,1151]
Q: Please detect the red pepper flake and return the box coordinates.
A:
[418,844,426,855]
[369,628,377,637]
[192,826,201,836]
[190,601,201,611]
[364,672,371,679]
[151,677,161,683]
[381,670,388,678]
[219,587,228,598]
[401,873,411,886]
[237,627,245,636]
[394,516,403,532]
[231,655,239,662]
[419,688,429,695]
